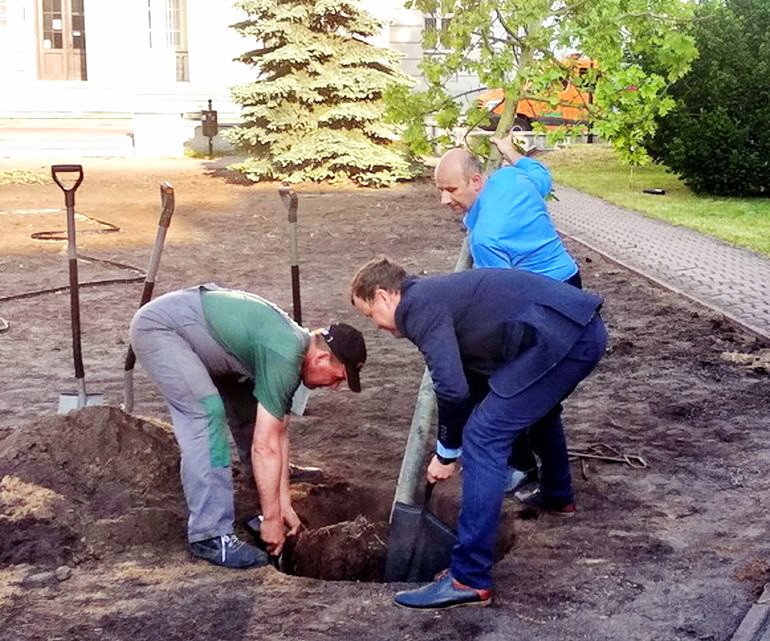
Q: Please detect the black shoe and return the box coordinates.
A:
[515,486,576,517]
[394,573,493,610]
[189,534,269,569]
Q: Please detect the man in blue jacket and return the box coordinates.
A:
[351,257,606,609]
[434,140,581,286]
[435,140,582,495]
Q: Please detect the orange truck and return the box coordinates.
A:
[477,56,594,131]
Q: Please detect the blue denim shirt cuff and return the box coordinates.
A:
[436,443,462,459]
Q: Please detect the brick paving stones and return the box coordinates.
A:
[550,185,770,340]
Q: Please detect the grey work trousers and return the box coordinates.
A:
[129,287,256,543]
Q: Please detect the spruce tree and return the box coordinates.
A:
[228,0,417,187]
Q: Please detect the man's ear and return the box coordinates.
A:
[471,172,484,191]
[315,349,332,366]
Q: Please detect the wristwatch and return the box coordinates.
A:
[435,452,458,465]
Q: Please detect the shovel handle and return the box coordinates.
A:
[124,183,176,386]
[158,182,175,228]
[51,165,84,207]
[424,481,436,506]
[278,183,302,324]
[278,183,298,223]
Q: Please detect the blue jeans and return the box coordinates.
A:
[451,313,607,589]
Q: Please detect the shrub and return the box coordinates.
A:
[647,0,770,196]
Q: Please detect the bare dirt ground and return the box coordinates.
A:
[1,156,769,641]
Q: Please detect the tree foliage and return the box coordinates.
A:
[646,0,770,196]
[385,0,698,166]
[227,0,418,186]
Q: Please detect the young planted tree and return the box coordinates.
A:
[385,0,698,166]
[228,0,417,186]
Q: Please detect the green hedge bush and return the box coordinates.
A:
[646,0,770,196]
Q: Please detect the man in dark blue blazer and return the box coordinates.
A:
[351,256,607,610]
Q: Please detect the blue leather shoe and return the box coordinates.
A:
[394,573,493,610]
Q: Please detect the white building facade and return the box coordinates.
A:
[0,0,477,156]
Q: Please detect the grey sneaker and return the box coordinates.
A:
[504,467,537,494]
[189,534,269,569]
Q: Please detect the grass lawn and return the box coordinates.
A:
[544,144,770,257]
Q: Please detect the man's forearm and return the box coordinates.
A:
[490,135,524,166]
[252,450,282,520]
[279,418,291,505]
[251,407,286,520]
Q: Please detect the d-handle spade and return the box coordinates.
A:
[279,183,310,416]
[123,183,175,413]
[52,164,104,414]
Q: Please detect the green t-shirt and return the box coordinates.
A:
[201,290,309,420]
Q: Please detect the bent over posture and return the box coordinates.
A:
[130,284,366,568]
[351,258,606,609]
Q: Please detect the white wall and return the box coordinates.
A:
[387,6,479,100]
[0,0,37,82]
[186,0,253,88]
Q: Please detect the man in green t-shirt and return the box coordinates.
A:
[129,284,367,569]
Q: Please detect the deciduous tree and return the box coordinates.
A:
[385,0,698,166]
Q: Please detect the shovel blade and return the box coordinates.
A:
[384,501,456,583]
[57,392,104,414]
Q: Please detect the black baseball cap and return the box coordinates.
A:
[321,323,367,392]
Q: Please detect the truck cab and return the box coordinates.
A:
[477,56,594,131]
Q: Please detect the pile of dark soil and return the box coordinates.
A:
[0,407,184,566]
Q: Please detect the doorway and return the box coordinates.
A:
[37,0,87,80]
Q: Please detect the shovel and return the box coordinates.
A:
[122,182,175,413]
[278,183,310,416]
[384,481,457,583]
[52,164,104,413]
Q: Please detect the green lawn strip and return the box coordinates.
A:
[544,145,770,257]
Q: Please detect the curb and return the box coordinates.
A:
[561,230,770,343]
[729,584,770,641]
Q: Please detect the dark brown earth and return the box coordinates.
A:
[0,155,769,641]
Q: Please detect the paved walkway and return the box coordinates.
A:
[549,185,770,340]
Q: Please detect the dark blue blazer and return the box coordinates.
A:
[394,269,603,450]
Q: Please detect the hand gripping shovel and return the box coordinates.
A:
[278,183,310,416]
[53,165,104,413]
[122,182,175,413]
[384,481,457,583]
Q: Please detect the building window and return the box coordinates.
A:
[43,0,63,49]
[71,0,85,50]
[147,0,189,81]
[423,14,452,51]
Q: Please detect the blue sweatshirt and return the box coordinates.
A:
[464,158,578,282]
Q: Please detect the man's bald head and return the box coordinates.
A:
[435,148,484,180]
[434,148,486,214]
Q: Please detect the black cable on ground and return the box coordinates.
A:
[0,211,147,304]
